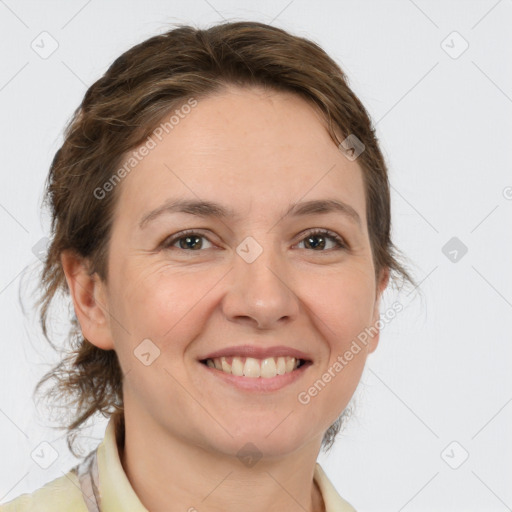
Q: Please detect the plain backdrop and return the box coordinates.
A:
[0,1,511,511]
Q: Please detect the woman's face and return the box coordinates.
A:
[96,85,388,457]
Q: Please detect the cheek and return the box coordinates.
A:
[305,268,376,342]
[108,268,213,398]
[113,265,219,347]
[301,272,374,428]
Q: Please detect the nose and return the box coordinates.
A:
[221,242,300,330]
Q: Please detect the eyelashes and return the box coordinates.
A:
[160,228,348,252]
[294,229,347,250]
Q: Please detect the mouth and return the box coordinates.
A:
[198,355,312,392]
[199,356,312,379]
[196,345,314,392]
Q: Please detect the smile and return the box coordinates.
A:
[200,356,308,378]
[198,355,312,392]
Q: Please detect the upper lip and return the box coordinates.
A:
[199,345,312,361]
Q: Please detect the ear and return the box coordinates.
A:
[60,250,114,350]
[367,266,390,355]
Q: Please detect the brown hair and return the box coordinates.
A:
[34,20,417,456]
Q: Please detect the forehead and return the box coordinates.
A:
[114,86,367,225]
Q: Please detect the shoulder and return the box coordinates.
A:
[0,470,89,512]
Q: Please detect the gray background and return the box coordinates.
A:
[0,1,511,510]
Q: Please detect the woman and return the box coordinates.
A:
[1,20,415,512]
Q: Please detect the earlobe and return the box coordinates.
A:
[60,250,114,351]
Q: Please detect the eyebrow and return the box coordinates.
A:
[139,198,362,230]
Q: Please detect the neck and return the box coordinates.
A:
[118,411,326,512]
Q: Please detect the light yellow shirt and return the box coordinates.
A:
[1,417,357,511]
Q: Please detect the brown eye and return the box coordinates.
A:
[297,229,346,251]
[161,231,214,251]
[176,235,203,250]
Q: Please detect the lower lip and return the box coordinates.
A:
[198,361,312,392]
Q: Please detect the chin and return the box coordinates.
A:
[217,423,314,460]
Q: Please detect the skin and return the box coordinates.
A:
[62,85,389,512]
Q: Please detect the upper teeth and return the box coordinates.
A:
[205,356,300,378]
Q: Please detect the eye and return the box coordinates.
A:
[296,229,347,251]
[160,230,214,251]
[160,228,347,252]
